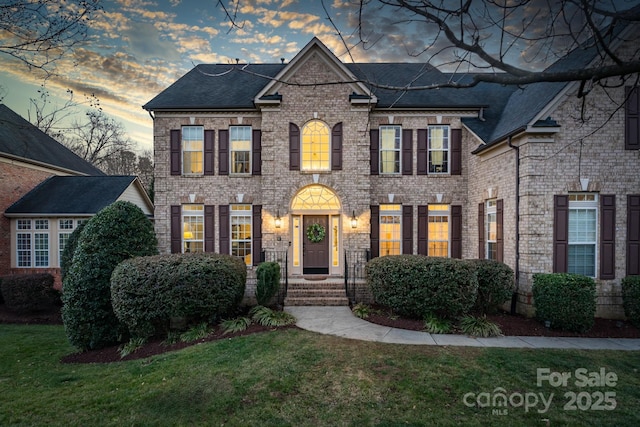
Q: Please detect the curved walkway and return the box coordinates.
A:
[284,306,640,350]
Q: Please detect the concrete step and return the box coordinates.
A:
[286,288,347,298]
[284,296,349,306]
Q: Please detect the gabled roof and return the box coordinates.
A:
[0,104,104,176]
[4,176,152,216]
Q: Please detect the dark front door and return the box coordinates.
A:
[303,215,329,274]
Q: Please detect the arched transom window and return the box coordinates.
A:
[291,185,341,211]
[301,120,330,171]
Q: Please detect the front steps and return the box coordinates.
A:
[284,277,349,306]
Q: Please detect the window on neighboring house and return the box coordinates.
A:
[231,204,252,265]
[58,219,86,267]
[380,204,401,256]
[429,125,449,173]
[486,199,497,260]
[230,126,251,174]
[301,120,330,171]
[182,205,204,253]
[380,125,401,174]
[17,219,49,267]
[568,193,598,277]
[428,204,450,257]
[182,126,204,175]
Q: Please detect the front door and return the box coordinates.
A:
[303,215,329,274]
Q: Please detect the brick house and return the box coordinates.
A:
[1,104,153,289]
[143,34,639,318]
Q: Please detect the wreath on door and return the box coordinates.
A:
[306,223,326,243]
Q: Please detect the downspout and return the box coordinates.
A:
[508,136,520,315]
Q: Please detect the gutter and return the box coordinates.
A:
[508,136,520,315]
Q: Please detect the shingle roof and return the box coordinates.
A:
[5,176,138,215]
[0,104,104,176]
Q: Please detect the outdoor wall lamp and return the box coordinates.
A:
[350,211,358,229]
[275,210,282,228]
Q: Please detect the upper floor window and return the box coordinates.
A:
[182,126,204,175]
[231,204,252,265]
[380,204,401,256]
[428,204,450,257]
[380,125,401,174]
[230,126,252,174]
[486,199,497,260]
[182,204,204,253]
[428,125,449,173]
[568,193,598,277]
[16,219,49,267]
[302,120,330,171]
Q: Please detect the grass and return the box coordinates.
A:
[1,324,639,426]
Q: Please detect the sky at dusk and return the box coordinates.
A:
[1,0,635,154]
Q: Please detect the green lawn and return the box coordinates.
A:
[1,324,638,426]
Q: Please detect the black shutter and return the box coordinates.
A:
[600,195,616,279]
[451,128,462,175]
[219,205,229,254]
[205,205,215,252]
[478,202,485,259]
[451,205,462,259]
[496,199,504,262]
[626,86,640,150]
[204,130,215,175]
[628,195,640,275]
[402,129,413,175]
[417,129,428,175]
[253,205,262,266]
[331,122,342,170]
[553,195,569,273]
[170,130,181,175]
[289,123,300,170]
[418,205,428,255]
[370,129,379,175]
[370,205,380,258]
[252,129,262,175]
[170,205,181,253]
[218,129,229,175]
[402,205,413,254]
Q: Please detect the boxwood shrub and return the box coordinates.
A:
[468,259,515,314]
[111,252,247,340]
[59,220,87,281]
[0,273,59,313]
[255,261,280,306]
[622,275,640,328]
[366,255,478,319]
[62,201,158,351]
[532,273,596,333]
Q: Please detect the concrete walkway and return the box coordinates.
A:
[284,306,640,350]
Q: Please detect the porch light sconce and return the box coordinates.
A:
[274,210,282,229]
[350,211,358,229]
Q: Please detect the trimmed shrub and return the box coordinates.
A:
[622,275,640,328]
[62,201,158,351]
[468,259,515,314]
[111,253,247,340]
[532,273,596,333]
[60,221,87,281]
[366,255,478,319]
[255,261,280,306]
[0,273,59,313]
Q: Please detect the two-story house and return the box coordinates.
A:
[144,34,639,318]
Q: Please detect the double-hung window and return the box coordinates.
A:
[182,126,204,175]
[428,125,449,173]
[486,200,497,260]
[182,205,204,253]
[568,193,598,277]
[380,126,401,174]
[380,204,401,256]
[230,126,252,174]
[58,219,87,267]
[231,204,252,265]
[301,120,330,171]
[17,219,49,267]
[428,204,450,257]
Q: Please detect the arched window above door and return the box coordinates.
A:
[291,185,341,211]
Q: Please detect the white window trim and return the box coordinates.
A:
[486,199,497,260]
[380,204,402,256]
[428,125,450,174]
[428,205,451,257]
[182,205,204,253]
[568,193,599,278]
[230,204,253,265]
[182,125,204,176]
[16,219,50,268]
[230,125,252,175]
[301,120,331,172]
[379,125,401,175]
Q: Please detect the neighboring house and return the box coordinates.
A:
[143,32,639,318]
[1,104,153,289]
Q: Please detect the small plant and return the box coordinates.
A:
[622,275,640,328]
[163,331,182,345]
[459,315,502,337]
[352,303,371,319]
[221,317,252,334]
[250,306,296,327]
[423,314,452,334]
[119,337,147,358]
[180,322,210,342]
